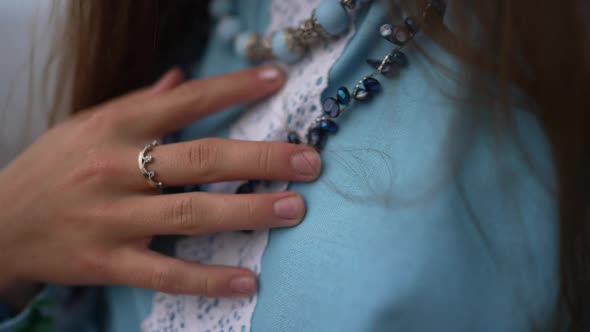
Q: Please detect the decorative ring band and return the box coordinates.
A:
[138,140,164,189]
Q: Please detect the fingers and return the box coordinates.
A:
[125,66,286,138]
[72,69,185,128]
[143,138,321,187]
[149,69,185,94]
[112,248,257,297]
[120,191,305,236]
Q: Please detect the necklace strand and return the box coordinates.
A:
[210,0,447,194]
[211,0,374,63]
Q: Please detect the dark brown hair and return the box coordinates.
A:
[50,0,589,330]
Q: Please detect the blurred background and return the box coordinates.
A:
[0,1,52,166]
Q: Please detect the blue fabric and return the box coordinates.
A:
[108,1,560,331]
[2,1,560,331]
[250,4,559,331]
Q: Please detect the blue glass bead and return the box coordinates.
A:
[216,16,241,42]
[353,88,369,101]
[315,0,350,36]
[363,77,382,93]
[236,182,254,194]
[322,97,341,118]
[307,127,327,150]
[366,58,398,78]
[287,131,301,144]
[404,17,419,33]
[271,31,303,63]
[391,51,408,67]
[319,118,339,133]
[336,87,351,105]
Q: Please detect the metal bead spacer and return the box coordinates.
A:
[244,33,273,62]
[284,28,307,55]
[340,0,356,9]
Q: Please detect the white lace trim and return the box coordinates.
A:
[142,0,357,331]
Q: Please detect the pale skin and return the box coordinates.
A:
[0,66,321,309]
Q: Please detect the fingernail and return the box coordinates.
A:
[273,195,305,221]
[291,150,321,177]
[258,66,283,81]
[229,276,257,294]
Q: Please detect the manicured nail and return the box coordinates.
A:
[229,276,257,294]
[273,195,305,221]
[291,150,321,177]
[258,66,283,81]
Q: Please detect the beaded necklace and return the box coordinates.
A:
[211,0,373,63]
[209,0,446,194]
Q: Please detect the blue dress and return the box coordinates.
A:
[0,1,560,331]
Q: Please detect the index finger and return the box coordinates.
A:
[126,66,286,138]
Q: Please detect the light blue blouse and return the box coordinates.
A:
[1,0,560,331]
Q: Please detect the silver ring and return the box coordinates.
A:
[138,140,164,189]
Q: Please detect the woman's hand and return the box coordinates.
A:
[0,66,321,302]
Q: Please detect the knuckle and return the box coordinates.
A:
[188,139,220,178]
[201,275,214,296]
[148,267,174,292]
[168,196,200,233]
[76,250,110,279]
[178,81,207,109]
[72,148,121,185]
[256,146,274,175]
[82,108,121,134]
[244,197,258,222]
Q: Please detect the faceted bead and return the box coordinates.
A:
[404,17,419,33]
[315,0,351,36]
[392,25,411,45]
[287,131,301,144]
[322,97,341,118]
[341,0,357,9]
[366,58,398,78]
[307,127,327,150]
[379,24,393,40]
[363,77,382,93]
[319,118,339,133]
[380,63,398,77]
[236,182,254,194]
[353,88,369,101]
[391,51,408,67]
[336,87,351,105]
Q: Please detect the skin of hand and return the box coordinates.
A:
[0,66,322,308]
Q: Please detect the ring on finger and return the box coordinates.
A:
[138,140,165,189]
